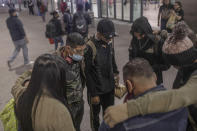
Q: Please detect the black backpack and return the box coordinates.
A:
[63,13,73,33]
[45,21,56,38]
[74,13,87,35]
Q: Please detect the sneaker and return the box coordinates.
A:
[7,61,11,69]
[24,61,34,66]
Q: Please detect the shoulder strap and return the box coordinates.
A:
[86,38,97,65]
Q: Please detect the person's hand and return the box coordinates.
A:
[153,30,160,35]
[91,96,100,105]
[25,36,29,44]
[158,22,160,27]
[114,74,120,87]
[104,103,129,128]
[24,81,29,87]
[171,10,176,15]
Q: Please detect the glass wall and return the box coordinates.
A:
[97,0,142,21]
[123,0,130,20]
[116,0,122,19]
[132,0,142,21]
[49,0,143,22]
[108,0,114,18]
[92,0,98,17]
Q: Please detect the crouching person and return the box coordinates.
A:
[100,58,188,131]
[57,32,86,131]
[13,54,75,131]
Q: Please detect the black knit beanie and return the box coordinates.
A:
[162,21,197,66]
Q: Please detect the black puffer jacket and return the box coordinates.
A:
[6,16,26,41]
[84,36,119,97]
[50,17,64,37]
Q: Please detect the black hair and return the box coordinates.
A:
[15,54,70,131]
[130,25,145,36]
[8,8,16,16]
[162,0,171,5]
[175,1,182,8]
[77,4,84,11]
[66,32,85,48]
[50,11,58,16]
[123,58,154,81]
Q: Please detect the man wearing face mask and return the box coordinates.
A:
[57,32,86,131]
[129,16,170,85]
[99,58,188,131]
[84,18,119,131]
[6,8,32,69]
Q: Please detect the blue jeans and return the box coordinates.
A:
[54,36,64,50]
[41,12,46,22]
[9,38,29,64]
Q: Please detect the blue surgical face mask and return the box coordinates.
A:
[70,54,83,61]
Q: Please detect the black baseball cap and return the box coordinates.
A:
[97,19,117,39]
[8,8,16,15]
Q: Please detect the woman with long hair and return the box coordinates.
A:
[12,54,75,131]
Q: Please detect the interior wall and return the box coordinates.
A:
[179,0,197,33]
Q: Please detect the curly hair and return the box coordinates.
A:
[167,21,189,44]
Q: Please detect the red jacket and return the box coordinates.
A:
[61,2,67,13]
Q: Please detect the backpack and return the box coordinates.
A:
[45,21,56,38]
[86,37,115,65]
[74,13,87,35]
[86,38,97,65]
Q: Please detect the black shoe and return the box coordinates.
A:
[7,61,11,69]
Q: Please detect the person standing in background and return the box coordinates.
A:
[158,0,173,30]
[60,0,67,14]
[63,7,73,34]
[73,4,91,39]
[85,0,91,12]
[28,0,34,15]
[173,1,184,22]
[49,11,64,51]
[37,0,41,15]
[39,2,47,22]
[23,0,27,8]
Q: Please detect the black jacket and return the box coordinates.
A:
[72,11,91,37]
[6,16,26,41]
[129,17,170,84]
[175,9,184,22]
[50,17,64,37]
[84,36,119,97]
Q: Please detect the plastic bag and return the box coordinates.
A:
[49,38,54,44]
[0,98,17,131]
[115,84,127,99]
[166,14,177,30]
